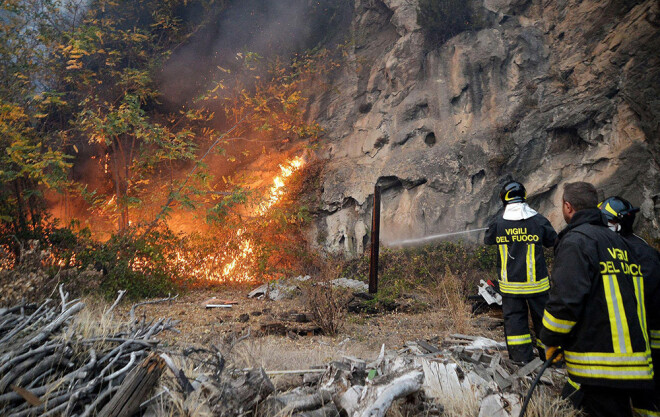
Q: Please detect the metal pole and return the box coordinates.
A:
[369,184,381,294]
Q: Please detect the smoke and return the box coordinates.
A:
[159,0,352,106]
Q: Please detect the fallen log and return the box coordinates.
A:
[208,367,275,416]
[260,388,333,416]
[353,369,424,417]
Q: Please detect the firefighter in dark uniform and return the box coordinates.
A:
[485,181,558,363]
[540,182,653,417]
[598,196,660,417]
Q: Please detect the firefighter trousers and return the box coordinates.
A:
[631,351,660,417]
[562,383,635,417]
[502,293,547,363]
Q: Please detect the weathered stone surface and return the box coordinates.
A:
[309,0,660,254]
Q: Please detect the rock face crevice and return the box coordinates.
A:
[309,0,660,255]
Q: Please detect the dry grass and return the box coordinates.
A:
[228,335,377,370]
[154,355,214,417]
[525,387,584,417]
[415,266,476,335]
[440,387,481,417]
[66,298,123,338]
[437,267,474,335]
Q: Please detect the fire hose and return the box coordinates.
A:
[518,348,563,417]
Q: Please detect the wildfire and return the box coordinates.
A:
[258,156,304,215]
[130,155,305,282]
[220,155,304,280]
[0,245,15,271]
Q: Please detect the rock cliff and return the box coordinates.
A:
[307,0,660,254]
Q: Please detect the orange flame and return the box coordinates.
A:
[130,155,305,283]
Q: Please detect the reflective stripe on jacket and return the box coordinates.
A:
[540,209,653,389]
[485,213,557,297]
[623,235,660,356]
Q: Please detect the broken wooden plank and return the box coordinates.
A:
[443,338,471,345]
[416,340,440,354]
[489,353,502,368]
[492,371,512,390]
[450,334,480,341]
[515,358,543,378]
[403,341,425,355]
[265,369,326,376]
[472,364,493,383]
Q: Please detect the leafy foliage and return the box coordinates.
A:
[0,0,339,300]
[0,1,73,250]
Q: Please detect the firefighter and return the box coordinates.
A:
[540,182,653,417]
[599,196,660,416]
[485,180,558,364]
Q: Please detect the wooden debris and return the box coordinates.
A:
[208,367,274,416]
[203,297,238,306]
[260,388,333,416]
[98,354,166,417]
[354,368,424,417]
[0,292,179,416]
[416,339,441,354]
[265,369,326,376]
[515,358,543,378]
[295,402,340,417]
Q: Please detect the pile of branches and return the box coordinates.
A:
[0,288,180,416]
[0,288,277,417]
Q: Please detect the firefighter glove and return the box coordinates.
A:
[545,346,563,363]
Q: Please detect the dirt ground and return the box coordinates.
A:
[113,286,503,375]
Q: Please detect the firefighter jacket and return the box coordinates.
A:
[623,234,660,358]
[540,209,653,389]
[484,212,557,297]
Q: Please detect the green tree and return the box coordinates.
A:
[0,1,73,250]
[62,0,217,231]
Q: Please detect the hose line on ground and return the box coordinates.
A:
[518,348,562,417]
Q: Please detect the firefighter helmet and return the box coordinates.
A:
[598,196,639,235]
[499,181,526,205]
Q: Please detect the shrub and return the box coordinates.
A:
[341,241,498,300]
[417,0,476,45]
[79,230,184,300]
[301,256,351,336]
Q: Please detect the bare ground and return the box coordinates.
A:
[114,286,503,374]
